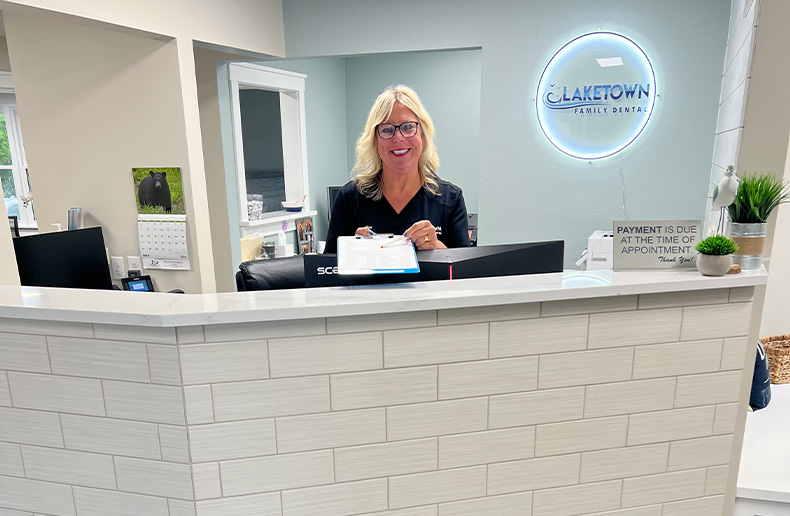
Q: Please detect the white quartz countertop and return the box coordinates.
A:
[0,267,767,327]
[737,383,790,503]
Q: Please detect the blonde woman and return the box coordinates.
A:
[324,85,470,254]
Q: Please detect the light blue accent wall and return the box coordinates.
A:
[282,0,730,266]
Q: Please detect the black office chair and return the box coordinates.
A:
[236,255,306,291]
[8,216,19,237]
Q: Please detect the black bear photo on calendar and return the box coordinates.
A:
[132,167,186,215]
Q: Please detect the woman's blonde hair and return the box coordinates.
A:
[352,85,441,200]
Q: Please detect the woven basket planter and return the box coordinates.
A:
[760,335,790,384]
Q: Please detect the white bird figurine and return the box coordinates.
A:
[712,165,740,210]
[712,165,740,234]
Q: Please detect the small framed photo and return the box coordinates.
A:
[296,217,315,254]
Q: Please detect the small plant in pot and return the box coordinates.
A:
[727,173,790,269]
[695,235,739,276]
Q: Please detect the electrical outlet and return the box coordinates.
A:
[111,256,125,280]
[127,256,142,272]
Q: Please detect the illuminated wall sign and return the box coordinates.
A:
[536,32,656,160]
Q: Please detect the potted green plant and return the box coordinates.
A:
[727,173,790,269]
[695,235,739,276]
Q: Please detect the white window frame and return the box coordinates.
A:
[0,73,34,227]
[227,63,310,223]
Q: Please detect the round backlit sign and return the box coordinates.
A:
[536,32,656,160]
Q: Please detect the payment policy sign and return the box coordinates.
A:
[613,220,700,269]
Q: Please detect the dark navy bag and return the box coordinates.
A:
[750,340,771,411]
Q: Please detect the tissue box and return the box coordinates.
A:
[587,230,613,270]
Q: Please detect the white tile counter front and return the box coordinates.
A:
[0,268,768,516]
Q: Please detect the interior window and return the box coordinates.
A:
[0,105,34,226]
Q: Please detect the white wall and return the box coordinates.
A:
[0,1,285,292]
[750,0,790,337]
[3,12,205,293]
[0,0,285,55]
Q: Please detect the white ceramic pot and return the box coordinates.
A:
[696,253,732,276]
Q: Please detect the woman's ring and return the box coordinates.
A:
[424,235,430,243]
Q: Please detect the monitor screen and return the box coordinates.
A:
[128,280,149,291]
[13,227,114,290]
[327,186,343,221]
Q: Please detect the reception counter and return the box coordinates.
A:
[0,268,767,516]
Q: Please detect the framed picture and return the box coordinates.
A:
[132,167,185,215]
[296,216,315,254]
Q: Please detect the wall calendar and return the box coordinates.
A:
[137,214,190,270]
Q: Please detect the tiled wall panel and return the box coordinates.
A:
[0,333,50,373]
[192,462,222,500]
[0,476,76,515]
[621,468,707,507]
[438,491,532,516]
[0,442,24,477]
[438,356,537,399]
[73,486,169,516]
[103,380,185,424]
[276,408,386,453]
[6,372,105,416]
[439,427,534,469]
[196,492,281,515]
[193,462,222,501]
[384,324,487,368]
[20,445,116,489]
[280,478,388,516]
[60,414,161,459]
[0,407,63,447]
[335,438,437,482]
[388,466,487,509]
[489,386,584,428]
[487,454,580,495]
[114,456,193,499]
[189,418,276,462]
[47,336,150,382]
[580,443,669,483]
[0,371,11,406]
[0,288,754,513]
[180,340,270,385]
[211,376,329,422]
[220,449,334,496]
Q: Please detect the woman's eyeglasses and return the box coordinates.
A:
[376,121,420,139]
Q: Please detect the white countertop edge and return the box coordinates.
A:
[736,487,790,504]
[0,267,767,327]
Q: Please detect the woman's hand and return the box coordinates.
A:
[355,227,374,237]
[405,220,446,250]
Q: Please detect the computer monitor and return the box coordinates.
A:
[327,186,343,221]
[305,241,564,288]
[13,227,114,290]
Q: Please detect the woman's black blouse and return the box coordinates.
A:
[324,179,471,254]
